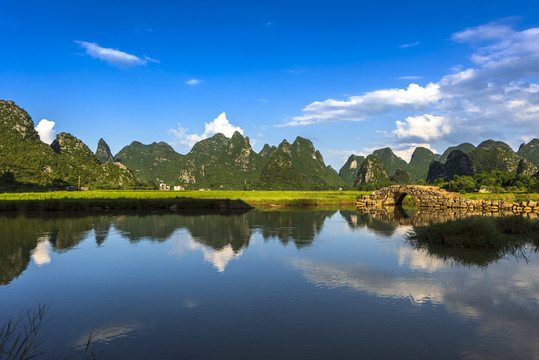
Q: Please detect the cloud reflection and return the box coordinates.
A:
[31,235,52,266]
[169,232,242,273]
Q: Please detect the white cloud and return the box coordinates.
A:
[325,149,368,165]
[170,112,244,148]
[399,41,420,48]
[393,114,451,142]
[392,143,438,162]
[288,22,539,146]
[76,41,158,68]
[186,78,203,86]
[283,83,441,126]
[35,119,56,145]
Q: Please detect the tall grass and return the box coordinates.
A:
[408,215,539,249]
[407,216,539,267]
[0,304,100,359]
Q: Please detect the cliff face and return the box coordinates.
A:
[355,155,389,185]
[516,158,539,176]
[95,138,114,164]
[339,155,365,187]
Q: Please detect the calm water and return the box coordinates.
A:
[1,209,538,359]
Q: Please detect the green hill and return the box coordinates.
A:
[427,149,473,182]
[469,140,521,174]
[355,154,389,186]
[439,143,475,163]
[517,138,539,167]
[276,137,344,190]
[259,144,277,158]
[372,147,408,175]
[339,155,365,187]
[115,141,185,185]
[176,132,266,190]
[405,147,439,182]
[0,100,135,189]
[257,149,304,190]
[52,133,137,189]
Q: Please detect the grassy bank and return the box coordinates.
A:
[0,190,366,211]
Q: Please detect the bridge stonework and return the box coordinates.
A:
[356,185,539,213]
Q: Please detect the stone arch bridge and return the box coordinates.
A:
[356,185,538,213]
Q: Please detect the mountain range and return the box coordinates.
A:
[1,100,538,190]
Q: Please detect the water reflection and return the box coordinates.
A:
[0,210,337,284]
[0,209,538,359]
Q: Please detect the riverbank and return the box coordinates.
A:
[0,190,364,211]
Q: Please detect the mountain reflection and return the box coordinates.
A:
[1,208,534,285]
[0,210,336,284]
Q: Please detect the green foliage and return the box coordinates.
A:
[390,168,412,184]
[442,170,539,193]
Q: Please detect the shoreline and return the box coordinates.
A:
[0,190,363,212]
[0,189,537,212]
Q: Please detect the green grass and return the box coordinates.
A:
[0,190,367,211]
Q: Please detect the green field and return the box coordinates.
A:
[0,190,367,211]
[2,189,538,212]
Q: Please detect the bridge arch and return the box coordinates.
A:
[357,185,460,208]
[356,185,535,213]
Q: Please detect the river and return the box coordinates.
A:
[0,209,538,359]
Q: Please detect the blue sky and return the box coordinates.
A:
[2,0,539,169]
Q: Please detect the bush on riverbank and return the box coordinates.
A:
[407,215,539,249]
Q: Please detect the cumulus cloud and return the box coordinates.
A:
[287,22,539,148]
[170,112,244,148]
[393,114,451,142]
[185,78,203,86]
[282,83,441,126]
[35,119,56,145]
[76,41,158,68]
